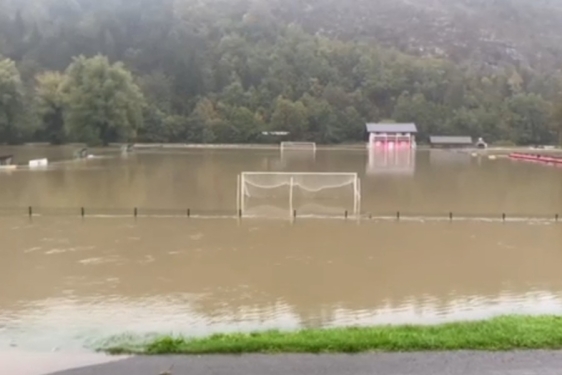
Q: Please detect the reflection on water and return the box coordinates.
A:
[366,146,416,175]
[1,147,562,372]
[429,149,472,166]
[0,147,561,216]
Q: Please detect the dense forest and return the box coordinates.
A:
[0,0,562,145]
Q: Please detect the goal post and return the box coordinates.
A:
[237,172,361,219]
[280,142,317,152]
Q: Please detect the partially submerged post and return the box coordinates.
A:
[75,148,88,159]
[121,144,134,155]
[0,155,13,166]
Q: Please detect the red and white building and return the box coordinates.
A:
[366,123,417,148]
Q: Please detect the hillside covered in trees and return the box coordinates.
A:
[0,0,562,145]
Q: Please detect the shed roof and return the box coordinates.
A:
[366,123,417,133]
[429,136,473,145]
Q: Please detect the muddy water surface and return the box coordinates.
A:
[1,146,562,374]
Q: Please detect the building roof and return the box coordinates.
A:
[429,136,473,145]
[366,123,418,133]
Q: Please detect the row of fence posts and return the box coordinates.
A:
[370,211,560,222]
[24,206,561,222]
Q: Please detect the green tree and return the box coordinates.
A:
[137,71,173,114]
[227,105,263,142]
[554,100,562,146]
[392,92,445,139]
[62,55,144,146]
[36,71,66,144]
[337,106,365,142]
[189,97,221,143]
[138,106,168,143]
[507,94,553,145]
[0,58,24,144]
[0,0,562,145]
[301,94,337,142]
[270,97,308,139]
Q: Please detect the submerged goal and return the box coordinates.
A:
[237,172,361,219]
[280,142,317,152]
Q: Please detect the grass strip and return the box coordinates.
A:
[102,315,562,355]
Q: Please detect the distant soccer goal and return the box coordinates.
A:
[280,142,317,152]
[237,172,361,219]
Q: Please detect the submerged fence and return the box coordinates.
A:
[0,206,560,223]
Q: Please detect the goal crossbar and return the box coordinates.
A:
[280,142,317,151]
[241,172,357,176]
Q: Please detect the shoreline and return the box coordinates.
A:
[99,315,562,355]
[14,142,562,154]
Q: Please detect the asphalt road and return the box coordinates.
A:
[47,351,562,375]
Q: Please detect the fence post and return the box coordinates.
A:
[396,211,400,220]
[187,208,191,218]
[238,209,242,218]
[81,207,85,217]
[502,213,506,221]
[28,206,32,217]
[556,214,559,222]
[449,212,453,221]
[134,207,138,218]
[293,210,297,219]
[345,210,348,219]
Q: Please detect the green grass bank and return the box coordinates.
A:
[102,315,562,355]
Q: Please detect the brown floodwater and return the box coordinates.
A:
[1,145,562,373]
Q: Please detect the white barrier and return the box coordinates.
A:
[29,158,48,168]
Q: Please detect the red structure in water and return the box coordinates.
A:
[509,153,562,165]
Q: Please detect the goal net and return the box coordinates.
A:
[280,142,317,152]
[237,172,361,219]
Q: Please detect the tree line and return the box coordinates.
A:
[0,0,561,146]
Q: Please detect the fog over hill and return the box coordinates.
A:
[0,0,561,145]
[270,0,562,72]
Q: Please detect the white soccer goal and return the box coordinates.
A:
[237,172,361,219]
[280,142,317,152]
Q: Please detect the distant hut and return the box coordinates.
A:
[476,137,488,149]
[429,136,473,149]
